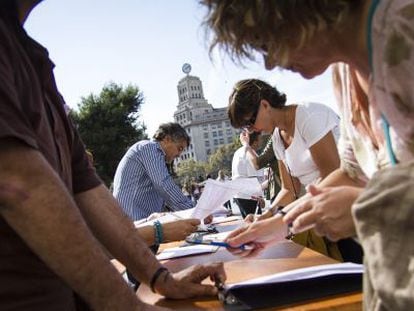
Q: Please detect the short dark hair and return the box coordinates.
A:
[153,122,190,146]
[228,79,286,128]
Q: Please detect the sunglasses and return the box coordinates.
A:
[241,106,259,132]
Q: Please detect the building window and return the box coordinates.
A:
[227,137,233,143]
[204,132,209,139]
[212,131,217,137]
[219,138,224,144]
[214,139,218,145]
[205,141,210,147]
[218,130,223,136]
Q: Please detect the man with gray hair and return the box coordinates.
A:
[113,122,193,221]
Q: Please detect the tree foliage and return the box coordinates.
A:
[175,159,207,185]
[71,82,147,186]
[174,133,273,186]
[207,137,241,177]
[175,136,241,185]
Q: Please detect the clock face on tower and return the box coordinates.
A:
[182,63,192,74]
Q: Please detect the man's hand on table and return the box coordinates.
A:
[162,219,200,242]
[154,262,226,299]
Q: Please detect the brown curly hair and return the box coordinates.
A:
[200,0,359,66]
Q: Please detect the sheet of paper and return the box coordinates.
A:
[225,263,364,289]
[211,215,242,225]
[134,208,196,227]
[201,231,233,241]
[156,244,219,260]
[191,178,262,220]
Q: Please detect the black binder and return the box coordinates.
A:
[219,264,363,310]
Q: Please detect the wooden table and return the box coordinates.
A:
[136,240,362,310]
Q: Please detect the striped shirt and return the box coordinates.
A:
[113,140,194,220]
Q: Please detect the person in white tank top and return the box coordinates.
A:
[226,79,356,262]
[229,79,340,214]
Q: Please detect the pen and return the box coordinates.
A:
[185,236,254,250]
[203,240,253,251]
[253,203,260,222]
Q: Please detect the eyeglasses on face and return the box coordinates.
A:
[240,106,259,132]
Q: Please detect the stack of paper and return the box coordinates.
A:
[156,244,219,260]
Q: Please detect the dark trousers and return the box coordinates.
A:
[337,238,364,264]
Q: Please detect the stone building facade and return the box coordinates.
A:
[173,70,239,163]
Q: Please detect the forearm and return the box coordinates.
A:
[318,168,364,188]
[271,188,295,208]
[282,169,363,214]
[136,225,155,246]
[244,145,259,170]
[0,144,140,310]
[75,185,163,284]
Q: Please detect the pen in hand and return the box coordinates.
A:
[185,236,254,251]
[253,204,260,222]
[206,240,253,251]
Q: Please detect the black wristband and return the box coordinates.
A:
[150,267,168,293]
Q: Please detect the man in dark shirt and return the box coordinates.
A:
[0,1,225,310]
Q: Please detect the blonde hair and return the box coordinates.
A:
[201,0,358,66]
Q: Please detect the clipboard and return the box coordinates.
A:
[218,263,363,310]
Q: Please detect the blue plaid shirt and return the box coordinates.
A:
[113,140,193,220]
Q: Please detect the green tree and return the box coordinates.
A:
[175,159,208,186]
[175,136,241,184]
[71,82,147,186]
[208,136,241,177]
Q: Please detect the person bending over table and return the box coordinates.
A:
[113,122,194,222]
[0,1,225,310]
[229,79,340,212]
[200,1,414,308]
[226,79,362,262]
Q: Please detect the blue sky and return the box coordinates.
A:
[25,0,337,136]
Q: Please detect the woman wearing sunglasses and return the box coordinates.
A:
[228,79,363,262]
[231,79,340,208]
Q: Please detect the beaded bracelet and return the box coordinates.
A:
[150,266,168,293]
[153,220,163,244]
